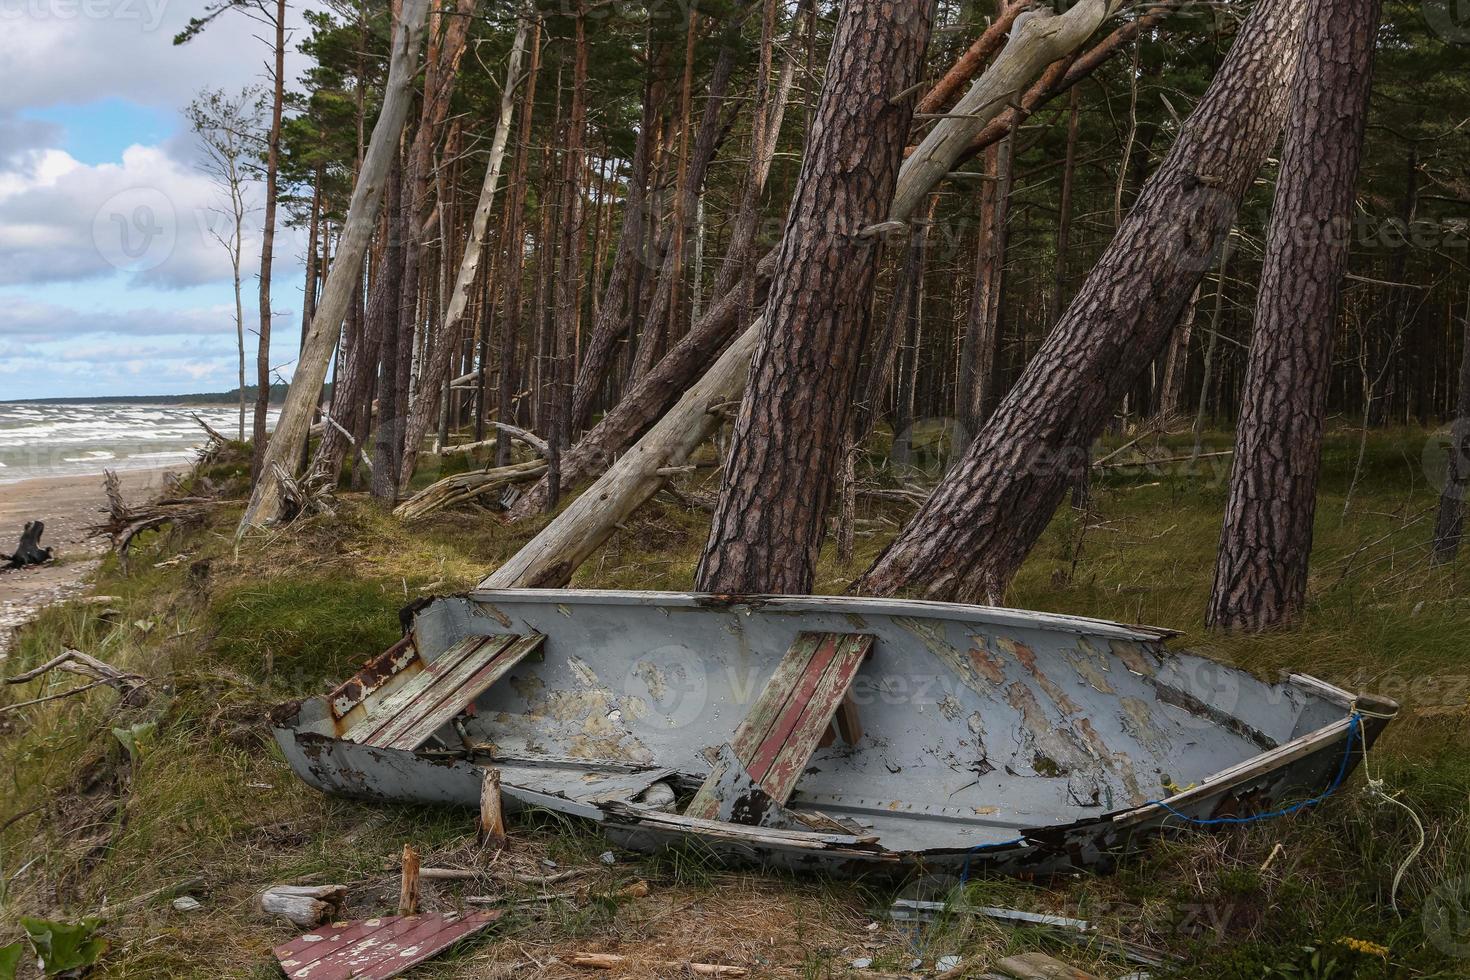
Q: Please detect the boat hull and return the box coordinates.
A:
[272,590,1396,876]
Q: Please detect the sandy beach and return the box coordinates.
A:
[0,468,180,658]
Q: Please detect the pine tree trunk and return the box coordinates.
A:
[693,0,933,595]
[251,0,287,477]
[1206,0,1381,632]
[397,13,530,485]
[373,159,409,502]
[238,0,431,530]
[853,0,1307,604]
[626,41,737,385]
[485,0,1118,585]
[956,134,1013,439]
[496,21,541,467]
[1158,285,1200,420]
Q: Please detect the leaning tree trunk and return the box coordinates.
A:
[853,0,1308,604]
[1206,0,1381,632]
[396,13,530,487]
[372,160,410,502]
[1432,285,1470,564]
[485,0,1123,589]
[692,0,932,596]
[568,40,667,433]
[238,0,431,532]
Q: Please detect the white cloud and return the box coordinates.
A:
[0,142,306,289]
[0,0,319,114]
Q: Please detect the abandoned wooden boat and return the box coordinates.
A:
[272,589,1398,875]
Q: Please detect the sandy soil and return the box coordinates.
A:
[0,468,180,659]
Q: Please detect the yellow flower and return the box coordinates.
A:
[1337,937,1390,958]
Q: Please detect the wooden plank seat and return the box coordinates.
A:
[686,632,873,822]
[342,633,544,751]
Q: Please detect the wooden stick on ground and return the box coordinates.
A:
[479,768,507,851]
[399,844,421,916]
[567,953,746,976]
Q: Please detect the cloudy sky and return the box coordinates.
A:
[0,0,321,400]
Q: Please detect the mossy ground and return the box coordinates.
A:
[0,428,1466,978]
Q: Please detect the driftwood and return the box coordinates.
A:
[2,521,53,570]
[259,884,348,928]
[2,648,148,714]
[88,470,213,557]
[237,0,432,532]
[567,953,746,976]
[393,459,547,522]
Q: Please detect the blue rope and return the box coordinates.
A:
[957,711,1365,882]
[1143,711,1364,827]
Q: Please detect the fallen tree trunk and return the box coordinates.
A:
[483,0,1124,589]
[236,0,431,533]
[395,459,547,522]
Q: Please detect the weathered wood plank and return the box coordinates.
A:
[376,634,544,751]
[687,633,872,821]
[728,633,824,762]
[342,635,498,745]
[760,635,872,798]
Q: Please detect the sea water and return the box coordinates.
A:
[0,403,278,484]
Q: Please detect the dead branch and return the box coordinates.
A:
[394,459,548,522]
[2,648,148,714]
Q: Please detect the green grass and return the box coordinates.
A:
[0,427,1467,977]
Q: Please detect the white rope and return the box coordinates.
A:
[1352,705,1426,915]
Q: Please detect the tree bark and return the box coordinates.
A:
[1206,0,1381,632]
[372,159,409,502]
[238,0,431,531]
[1433,285,1470,564]
[853,0,1308,604]
[692,0,932,595]
[1157,284,1199,419]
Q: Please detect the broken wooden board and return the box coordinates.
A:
[995,951,1101,980]
[686,632,873,821]
[342,633,544,750]
[273,911,501,979]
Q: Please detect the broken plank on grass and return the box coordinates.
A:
[273,911,501,980]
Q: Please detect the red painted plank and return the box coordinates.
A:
[761,635,872,799]
[745,634,843,783]
[273,912,501,980]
